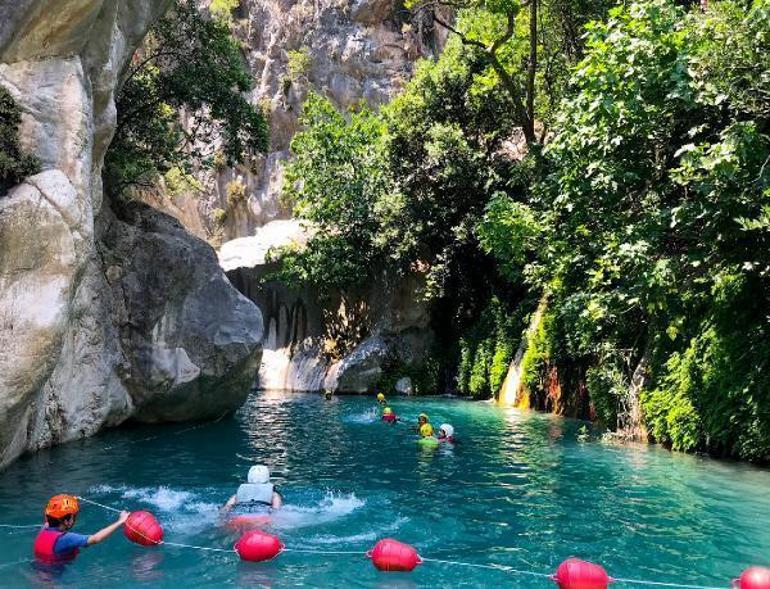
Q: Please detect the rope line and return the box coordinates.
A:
[0,558,35,570]
[162,541,233,554]
[102,412,229,451]
[60,496,736,589]
[612,576,726,589]
[421,557,553,578]
[283,548,365,555]
[76,496,122,513]
[0,524,40,529]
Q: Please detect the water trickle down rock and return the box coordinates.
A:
[220,222,433,392]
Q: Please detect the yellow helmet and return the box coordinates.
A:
[419,423,434,438]
[377,393,385,401]
[418,413,429,422]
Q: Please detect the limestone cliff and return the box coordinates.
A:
[0,0,263,469]
[143,0,445,243]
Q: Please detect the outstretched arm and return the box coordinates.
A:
[220,494,237,513]
[87,511,129,546]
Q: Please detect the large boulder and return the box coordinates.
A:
[0,0,263,469]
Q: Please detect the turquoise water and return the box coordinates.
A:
[1,391,769,588]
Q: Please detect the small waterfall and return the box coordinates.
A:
[497,297,547,407]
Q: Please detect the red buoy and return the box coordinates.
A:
[553,558,610,589]
[367,538,422,572]
[124,511,164,546]
[235,529,284,562]
[735,567,770,589]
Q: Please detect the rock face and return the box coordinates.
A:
[221,226,433,392]
[144,0,445,243]
[0,0,264,469]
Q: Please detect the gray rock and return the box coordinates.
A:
[395,376,413,396]
[0,0,263,469]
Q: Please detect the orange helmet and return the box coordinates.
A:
[45,494,80,519]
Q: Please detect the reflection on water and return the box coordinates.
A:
[0,392,768,588]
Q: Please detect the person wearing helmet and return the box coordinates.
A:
[221,464,283,514]
[381,407,398,423]
[438,424,456,444]
[376,392,387,405]
[414,413,434,437]
[33,494,129,564]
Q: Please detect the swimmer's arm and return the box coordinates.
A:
[87,510,129,546]
[271,492,283,509]
[220,494,237,513]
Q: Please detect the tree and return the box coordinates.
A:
[104,0,268,196]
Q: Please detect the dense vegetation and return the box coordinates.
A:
[0,86,40,194]
[104,0,267,197]
[274,0,770,462]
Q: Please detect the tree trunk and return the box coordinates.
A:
[526,0,538,143]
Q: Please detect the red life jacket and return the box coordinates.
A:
[382,414,396,423]
[33,528,79,563]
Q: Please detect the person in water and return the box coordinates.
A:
[414,413,434,436]
[377,392,387,405]
[381,407,398,423]
[33,494,130,563]
[222,465,283,513]
[438,423,456,443]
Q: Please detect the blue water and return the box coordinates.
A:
[0,391,769,588]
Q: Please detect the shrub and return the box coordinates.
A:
[287,48,312,80]
[225,178,247,206]
[0,86,40,194]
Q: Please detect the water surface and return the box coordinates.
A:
[0,392,768,587]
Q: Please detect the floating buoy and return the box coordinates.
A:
[553,558,610,589]
[124,511,164,546]
[735,567,770,589]
[235,529,284,562]
[367,538,422,572]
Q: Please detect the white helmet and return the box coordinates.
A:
[247,464,270,484]
[439,424,454,438]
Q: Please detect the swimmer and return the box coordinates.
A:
[437,423,456,443]
[221,465,283,513]
[376,392,387,405]
[324,390,333,400]
[33,495,129,563]
[381,407,398,423]
[413,413,434,436]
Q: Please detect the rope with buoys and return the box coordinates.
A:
[3,497,767,589]
[101,412,229,451]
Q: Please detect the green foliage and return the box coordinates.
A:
[519,0,770,461]
[0,86,40,194]
[105,0,267,197]
[210,0,240,21]
[476,193,541,282]
[287,48,312,80]
[277,93,392,292]
[376,356,441,396]
[457,297,527,398]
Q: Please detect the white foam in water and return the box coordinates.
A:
[343,408,379,424]
[88,484,221,533]
[121,486,194,511]
[306,516,409,545]
[271,491,365,530]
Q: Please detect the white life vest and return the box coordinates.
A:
[236,483,274,505]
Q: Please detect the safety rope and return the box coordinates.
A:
[422,557,553,578]
[102,412,229,451]
[611,576,726,589]
[0,524,40,529]
[76,496,122,513]
[0,496,735,589]
[283,548,366,555]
